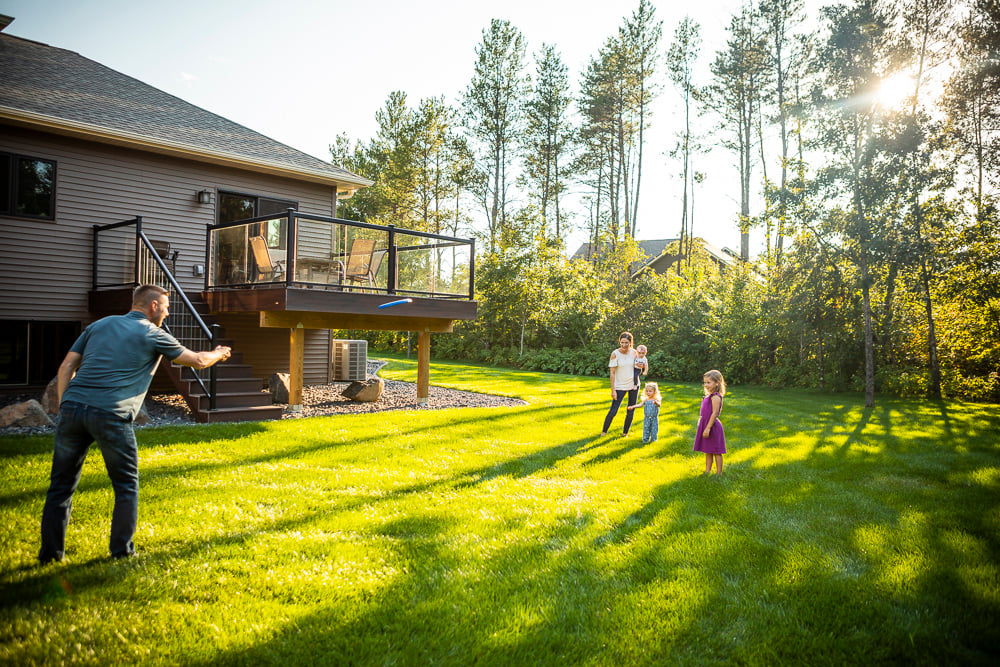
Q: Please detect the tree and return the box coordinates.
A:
[523,44,573,241]
[707,5,769,261]
[944,0,1000,219]
[667,16,702,273]
[759,0,808,272]
[577,5,661,248]
[894,0,956,397]
[412,96,453,234]
[462,19,529,253]
[814,0,902,407]
[332,91,418,227]
[623,0,663,236]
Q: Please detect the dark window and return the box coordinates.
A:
[218,191,296,250]
[218,192,255,224]
[0,156,9,214]
[0,322,28,384]
[0,152,56,219]
[0,320,79,385]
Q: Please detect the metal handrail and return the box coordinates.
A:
[92,217,218,404]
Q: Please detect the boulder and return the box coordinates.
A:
[0,399,55,428]
[342,377,384,403]
[134,404,150,426]
[41,377,60,415]
[269,372,291,404]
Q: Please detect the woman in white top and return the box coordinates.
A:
[602,331,639,436]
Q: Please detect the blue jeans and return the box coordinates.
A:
[39,401,139,562]
[603,388,639,435]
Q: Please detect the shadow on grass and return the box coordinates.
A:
[3,385,999,664]
[176,435,1000,665]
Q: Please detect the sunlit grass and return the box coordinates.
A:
[1,356,998,665]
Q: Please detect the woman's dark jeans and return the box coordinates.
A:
[39,401,138,562]
[603,388,639,435]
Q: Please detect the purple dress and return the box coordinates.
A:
[693,392,726,454]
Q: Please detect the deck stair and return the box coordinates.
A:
[155,294,284,423]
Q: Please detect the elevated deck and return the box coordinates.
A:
[202,287,477,332]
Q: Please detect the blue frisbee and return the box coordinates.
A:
[378,298,413,309]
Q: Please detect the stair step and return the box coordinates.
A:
[186,377,264,394]
[187,391,276,411]
[195,405,286,424]
[178,363,256,379]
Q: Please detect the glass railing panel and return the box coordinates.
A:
[394,231,471,298]
[339,225,389,292]
[293,217,343,286]
[206,213,473,298]
[209,216,288,287]
[94,224,137,288]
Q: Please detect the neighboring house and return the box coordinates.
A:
[571,238,740,277]
[0,18,476,420]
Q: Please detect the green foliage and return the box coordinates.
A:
[340,2,1000,406]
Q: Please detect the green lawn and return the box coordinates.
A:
[1,357,998,665]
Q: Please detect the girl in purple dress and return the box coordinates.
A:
[693,369,726,474]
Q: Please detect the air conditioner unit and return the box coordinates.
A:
[331,339,367,381]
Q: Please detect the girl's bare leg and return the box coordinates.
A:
[704,453,713,474]
[714,455,724,474]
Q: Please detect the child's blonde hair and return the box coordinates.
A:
[703,370,726,396]
[644,381,662,404]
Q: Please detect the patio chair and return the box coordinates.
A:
[344,238,378,289]
[150,239,178,273]
[249,235,284,283]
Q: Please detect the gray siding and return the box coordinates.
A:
[1,125,336,382]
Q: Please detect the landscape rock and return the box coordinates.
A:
[342,378,384,402]
[269,373,291,404]
[41,377,60,415]
[0,399,54,428]
[134,404,150,426]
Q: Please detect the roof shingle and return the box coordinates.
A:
[0,32,370,188]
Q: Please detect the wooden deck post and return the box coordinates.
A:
[289,325,304,412]
[417,330,430,406]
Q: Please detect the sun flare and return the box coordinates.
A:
[876,72,915,109]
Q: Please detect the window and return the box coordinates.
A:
[0,152,56,220]
[0,320,80,385]
[218,191,296,249]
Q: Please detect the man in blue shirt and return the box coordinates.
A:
[39,284,232,563]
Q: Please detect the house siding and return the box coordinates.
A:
[214,314,331,386]
[1,124,337,383]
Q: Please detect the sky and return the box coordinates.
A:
[1,0,829,255]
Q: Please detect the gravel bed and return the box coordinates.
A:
[0,360,526,436]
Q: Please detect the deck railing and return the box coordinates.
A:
[93,217,220,408]
[206,210,475,299]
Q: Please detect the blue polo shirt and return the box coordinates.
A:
[61,310,185,420]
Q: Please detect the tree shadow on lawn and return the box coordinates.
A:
[180,506,712,665]
[4,395,998,663]
[587,446,1000,662]
[2,401,602,511]
[180,439,1000,666]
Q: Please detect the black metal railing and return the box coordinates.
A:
[93,217,220,409]
[205,210,475,299]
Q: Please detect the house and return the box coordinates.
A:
[0,18,477,421]
[571,238,740,277]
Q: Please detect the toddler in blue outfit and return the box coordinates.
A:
[627,382,661,443]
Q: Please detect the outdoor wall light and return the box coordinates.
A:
[197,189,212,204]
